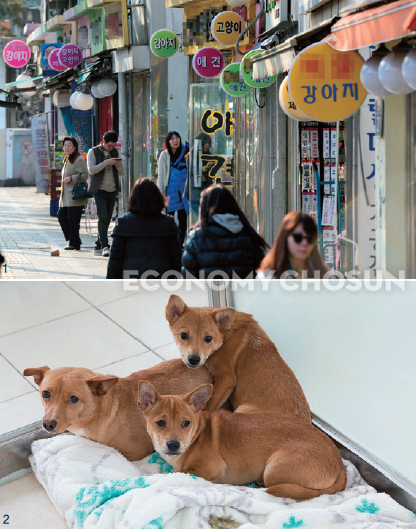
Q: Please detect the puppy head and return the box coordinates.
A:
[165,295,235,368]
[23,366,119,434]
[138,380,213,457]
[21,141,32,154]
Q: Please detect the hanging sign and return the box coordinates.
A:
[220,62,251,97]
[3,40,31,68]
[41,43,62,77]
[48,49,67,72]
[240,49,277,88]
[58,44,82,68]
[288,42,367,122]
[211,12,245,46]
[192,47,225,79]
[278,77,311,121]
[150,29,179,58]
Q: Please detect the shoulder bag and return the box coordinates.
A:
[72,173,93,200]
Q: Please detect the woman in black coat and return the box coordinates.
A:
[182,184,268,279]
[106,178,182,279]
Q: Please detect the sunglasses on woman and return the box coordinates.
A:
[291,233,314,244]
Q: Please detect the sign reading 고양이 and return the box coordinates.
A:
[193,47,225,79]
[211,11,245,46]
[150,29,179,58]
[48,49,67,72]
[288,42,367,122]
[241,49,277,88]
[3,40,31,68]
[221,63,251,97]
[58,44,82,69]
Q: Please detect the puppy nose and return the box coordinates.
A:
[166,440,180,452]
[43,420,57,432]
[188,355,200,366]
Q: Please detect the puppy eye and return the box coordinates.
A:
[68,395,79,404]
[181,332,189,340]
[182,420,190,428]
[156,420,166,428]
[42,391,50,399]
[204,335,212,343]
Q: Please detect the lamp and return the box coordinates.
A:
[90,80,106,98]
[96,77,117,97]
[360,45,391,98]
[75,88,94,111]
[16,73,36,98]
[70,91,81,109]
[52,89,71,108]
[378,44,413,95]
[402,48,416,91]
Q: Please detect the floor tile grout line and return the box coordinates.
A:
[0,352,38,391]
[63,283,163,358]
[0,389,37,405]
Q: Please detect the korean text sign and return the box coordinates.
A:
[288,42,367,122]
[150,29,179,58]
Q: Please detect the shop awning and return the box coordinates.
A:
[326,0,416,50]
[252,17,338,80]
[4,76,45,94]
[35,69,77,91]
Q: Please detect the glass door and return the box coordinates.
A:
[131,73,151,188]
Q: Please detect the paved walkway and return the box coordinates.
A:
[0,186,114,279]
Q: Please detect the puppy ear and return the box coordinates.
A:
[87,375,119,396]
[138,380,158,411]
[165,295,188,324]
[186,384,213,411]
[213,308,235,329]
[23,366,51,386]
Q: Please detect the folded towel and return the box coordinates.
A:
[30,434,416,529]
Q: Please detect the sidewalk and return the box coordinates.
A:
[0,186,114,279]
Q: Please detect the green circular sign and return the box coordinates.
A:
[240,49,277,88]
[150,29,179,58]
[220,62,252,97]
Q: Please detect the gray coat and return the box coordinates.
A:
[59,155,89,207]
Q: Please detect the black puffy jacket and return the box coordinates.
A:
[106,212,182,279]
[181,219,265,279]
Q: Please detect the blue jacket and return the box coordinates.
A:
[166,142,189,214]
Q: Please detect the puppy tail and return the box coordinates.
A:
[266,469,347,500]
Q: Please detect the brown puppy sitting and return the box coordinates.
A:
[23,359,212,461]
[165,295,311,422]
[138,381,346,500]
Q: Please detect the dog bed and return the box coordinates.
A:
[30,434,415,529]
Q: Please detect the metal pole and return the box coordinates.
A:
[118,71,129,213]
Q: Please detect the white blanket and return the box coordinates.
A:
[30,434,416,529]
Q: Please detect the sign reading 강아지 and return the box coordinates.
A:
[288,42,367,122]
[150,29,179,58]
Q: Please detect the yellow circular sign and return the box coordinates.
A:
[279,77,311,122]
[211,12,245,46]
[288,42,367,122]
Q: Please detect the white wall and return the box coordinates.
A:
[233,281,416,485]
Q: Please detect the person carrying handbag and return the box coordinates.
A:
[57,136,89,250]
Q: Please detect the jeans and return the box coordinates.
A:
[57,206,83,248]
[94,190,117,249]
[168,208,187,247]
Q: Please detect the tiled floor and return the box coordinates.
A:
[0,280,210,527]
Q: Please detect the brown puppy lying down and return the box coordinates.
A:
[139,381,347,500]
[23,359,212,461]
[166,295,311,422]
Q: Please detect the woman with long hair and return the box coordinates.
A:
[257,211,329,279]
[182,184,268,279]
[57,136,88,250]
[106,178,182,279]
[157,131,189,246]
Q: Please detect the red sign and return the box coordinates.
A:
[192,47,225,79]
[48,49,67,71]
[3,40,31,68]
[58,44,82,68]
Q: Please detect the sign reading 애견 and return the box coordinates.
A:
[150,29,179,58]
[3,40,31,68]
[288,42,367,122]
[48,49,67,72]
[193,47,225,78]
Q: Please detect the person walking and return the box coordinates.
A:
[182,184,268,279]
[157,131,189,246]
[106,178,182,279]
[257,211,329,279]
[87,131,125,257]
[57,136,88,251]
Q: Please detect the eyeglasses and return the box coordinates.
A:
[291,233,314,244]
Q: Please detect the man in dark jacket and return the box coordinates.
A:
[87,131,125,257]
